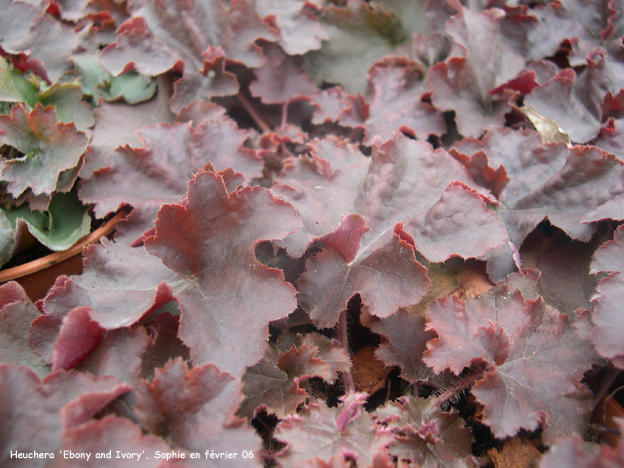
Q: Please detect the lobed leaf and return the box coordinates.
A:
[238,345,309,419]
[275,392,393,468]
[424,281,601,443]
[135,359,262,467]
[256,0,329,55]
[60,416,184,468]
[539,420,624,468]
[0,365,130,467]
[100,0,278,111]
[372,308,437,384]
[429,7,525,138]
[145,170,301,376]
[0,0,79,82]
[80,78,176,180]
[590,224,624,367]
[303,0,406,94]
[277,135,505,325]
[346,57,446,145]
[0,282,48,377]
[298,218,429,327]
[376,397,475,468]
[524,68,602,143]
[80,117,260,242]
[250,43,319,105]
[0,104,87,206]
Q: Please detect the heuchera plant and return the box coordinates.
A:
[2,0,624,466]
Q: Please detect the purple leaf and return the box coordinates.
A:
[135,358,262,467]
[0,104,87,207]
[275,392,393,468]
[590,224,624,367]
[145,170,301,375]
[424,281,600,443]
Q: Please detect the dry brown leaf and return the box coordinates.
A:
[488,437,542,468]
[352,346,391,394]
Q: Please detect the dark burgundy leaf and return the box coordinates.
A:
[145,170,301,376]
[590,224,624,367]
[590,117,624,163]
[429,58,516,139]
[135,358,262,467]
[451,128,567,203]
[424,282,601,443]
[372,308,437,384]
[35,241,177,329]
[256,0,329,55]
[0,1,79,82]
[311,87,352,125]
[347,57,446,144]
[540,421,624,468]
[277,136,505,325]
[0,365,130,467]
[303,0,406,93]
[250,43,319,105]
[525,0,612,65]
[278,343,328,381]
[52,306,105,371]
[275,392,393,468]
[80,118,260,243]
[500,145,624,245]
[304,136,370,178]
[299,220,429,327]
[76,326,152,388]
[0,0,41,51]
[376,397,475,468]
[0,282,48,376]
[80,78,176,180]
[401,182,508,263]
[175,101,226,128]
[295,456,353,468]
[57,0,129,22]
[32,241,178,364]
[429,7,525,138]
[536,237,600,315]
[455,130,624,248]
[169,54,239,113]
[81,118,261,218]
[524,67,603,143]
[61,416,185,468]
[99,0,278,111]
[238,346,308,418]
[295,333,351,383]
[449,148,509,199]
[275,135,502,258]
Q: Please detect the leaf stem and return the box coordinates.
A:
[281,102,288,130]
[237,94,272,133]
[237,94,294,159]
[436,366,486,407]
[337,309,355,393]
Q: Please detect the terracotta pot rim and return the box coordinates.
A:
[0,211,126,283]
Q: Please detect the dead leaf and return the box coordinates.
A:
[488,437,542,468]
[521,105,570,145]
[352,346,390,394]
